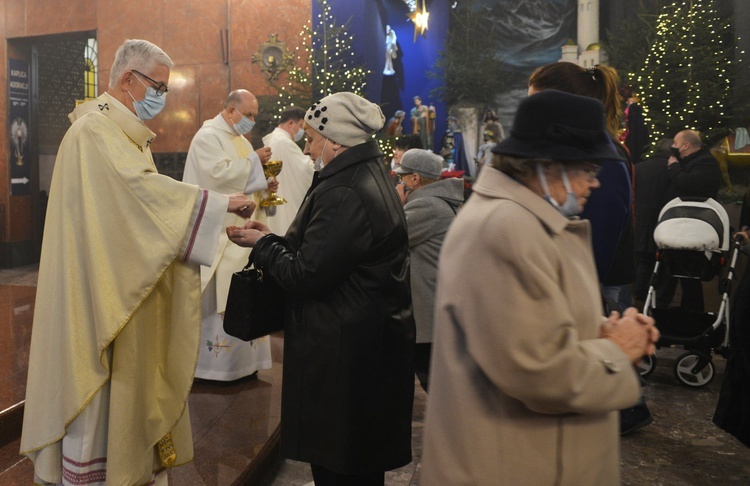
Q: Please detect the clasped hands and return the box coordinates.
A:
[600,307,660,365]
[227,220,271,248]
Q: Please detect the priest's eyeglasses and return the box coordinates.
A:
[132,70,169,96]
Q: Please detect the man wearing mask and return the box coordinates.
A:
[183,89,275,381]
[660,129,723,310]
[262,106,314,236]
[21,39,254,484]
[666,129,722,200]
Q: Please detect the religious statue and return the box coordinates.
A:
[386,110,406,137]
[410,96,436,150]
[482,109,505,143]
[384,25,398,76]
[440,115,469,173]
[475,129,497,174]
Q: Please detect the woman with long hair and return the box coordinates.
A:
[528,62,651,435]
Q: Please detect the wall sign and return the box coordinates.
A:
[9,59,31,196]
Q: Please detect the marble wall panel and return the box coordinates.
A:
[4,0,25,39]
[150,64,200,153]
[7,196,31,240]
[163,0,227,66]
[96,0,166,68]
[0,0,6,39]
[23,0,96,37]
[229,59,270,98]
[228,1,265,64]
[196,62,231,126]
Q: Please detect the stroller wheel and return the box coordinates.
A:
[638,354,657,378]
[673,352,715,387]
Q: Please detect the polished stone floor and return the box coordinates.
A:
[0,264,283,484]
[1,263,750,485]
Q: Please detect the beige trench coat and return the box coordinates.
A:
[421,167,641,485]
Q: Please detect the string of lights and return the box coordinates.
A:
[636,0,735,144]
[273,0,369,118]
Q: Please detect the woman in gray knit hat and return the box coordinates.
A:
[228,92,415,485]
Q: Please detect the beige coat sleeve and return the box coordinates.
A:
[453,206,639,415]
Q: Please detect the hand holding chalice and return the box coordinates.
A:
[260,160,287,207]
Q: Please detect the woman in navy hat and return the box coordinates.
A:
[421,90,658,485]
[529,61,654,436]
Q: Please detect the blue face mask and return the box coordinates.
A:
[234,115,255,135]
[294,127,305,142]
[536,164,581,218]
[128,74,167,120]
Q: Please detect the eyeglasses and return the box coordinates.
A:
[571,164,602,181]
[132,70,169,96]
[396,173,414,182]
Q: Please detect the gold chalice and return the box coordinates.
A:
[260,159,287,207]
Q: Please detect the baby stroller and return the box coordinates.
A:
[640,196,742,387]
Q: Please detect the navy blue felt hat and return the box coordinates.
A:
[491,90,624,163]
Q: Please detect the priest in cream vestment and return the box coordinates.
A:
[262,106,314,236]
[183,89,273,381]
[20,40,255,485]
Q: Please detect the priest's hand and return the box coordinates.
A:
[256,146,272,164]
[227,194,255,218]
[227,220,270,247]
[267,177,279,193]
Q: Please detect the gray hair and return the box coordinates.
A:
[108,39,174,89]
[490,153,554,179]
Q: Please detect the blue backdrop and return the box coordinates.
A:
[315,0,451,152]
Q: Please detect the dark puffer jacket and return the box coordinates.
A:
[252,140,415,474]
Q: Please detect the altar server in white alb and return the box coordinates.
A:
[262,106,315,235]
[20,39,255,485]
[183,89,275,381]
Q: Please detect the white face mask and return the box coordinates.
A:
[536,164,581,218]
[294,127,305,142]
[314,138,329,171]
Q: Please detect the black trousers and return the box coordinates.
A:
[310,464,384,486]
[414,342,432,393]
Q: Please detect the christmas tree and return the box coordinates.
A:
[428,0,508,107]
[604,0,670,87]
[636,0,735,144]
[272,0,369,117]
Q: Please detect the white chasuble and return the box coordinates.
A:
[183,114,272,381]
[21,93,227,485]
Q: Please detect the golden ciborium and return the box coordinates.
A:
[260,159,287,207]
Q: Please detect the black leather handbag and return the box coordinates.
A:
[223,254,285,341]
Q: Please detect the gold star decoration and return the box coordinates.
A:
[408,0,430,42]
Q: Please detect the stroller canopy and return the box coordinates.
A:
[654,197,730,252]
